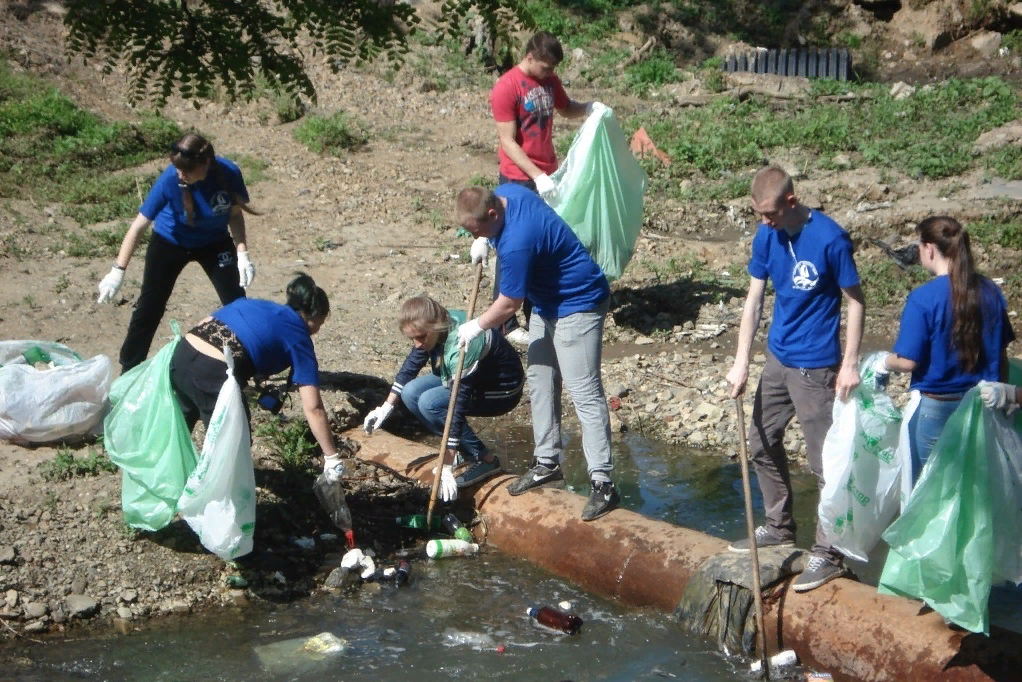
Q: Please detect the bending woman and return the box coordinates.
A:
[873,216,1015,484]
[98,132,258,372]
[170,273,344,480]
[363,296,524,498]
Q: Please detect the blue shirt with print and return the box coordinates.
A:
[213,299,319,386]
[748,211,859,368]
[140,157,248,248]
[893,275,1014,394]
[493,183,609,319]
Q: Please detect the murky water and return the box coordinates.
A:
[12,429,880,680]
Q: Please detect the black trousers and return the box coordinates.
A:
[169,339,250,432]
[119,233,245,371]
[495,173,535,332]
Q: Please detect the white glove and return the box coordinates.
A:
[97,266,125,304]
[534,173,556,195]
[979,380,1018,411]
[585,101,608,116]
[863,351,891,392]
[470,237,490,267]
[438,465,458,503]
[363,402,395,434]
[237,250,256,289]
[457,318,484,350]
[323,453,344,483]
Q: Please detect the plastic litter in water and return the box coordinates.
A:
[750,649,798,675]
[442,513,473,542]
[527,605,583,635]
[291,536,315,550]
[320,533,338,542]
[442,628,497,650]
[426,539,479,559]
[558,601,572,611]
[394,561,411,587]
[253,632,347,676]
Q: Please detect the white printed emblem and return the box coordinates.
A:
[210,191,231,216]
[791,260,819,291]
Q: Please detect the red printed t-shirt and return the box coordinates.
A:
[490,66,570,181]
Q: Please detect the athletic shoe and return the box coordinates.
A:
[581,481,619,521]
[506,460,563,496]
[727,525,796,553]
[455,457,503,488]
[792,555,849,593]
[506,327,530,346]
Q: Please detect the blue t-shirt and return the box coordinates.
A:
[493,183,609,318]
[748,211,860,368]
[140,157,248,248]
[892,276,1014,394]
[213,299,319,386]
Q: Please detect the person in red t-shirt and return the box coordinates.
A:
[483,31,602,343]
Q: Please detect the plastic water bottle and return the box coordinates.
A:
[527,606,583,635]
[442,513,473,542]
[313,474,353,532]
[394,560,411,587]
[426,539,479,559]
[395,514,443,531]
[750,649,798,675]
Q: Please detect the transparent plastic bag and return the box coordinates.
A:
[818,352,903,562]
[0,341,113,444]
[546,106,648,281]
[104,323,198,531]
[178,347,255,560]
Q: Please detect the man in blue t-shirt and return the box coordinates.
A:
[454,185,618,521]
[725,166,865,593]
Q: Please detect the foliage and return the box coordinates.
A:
[293,112,370,156]
[966,217,1022,250]
[63,0,532,106]
[857,260,930,307]
[65,221,149,258]
[625,49,681,96]
[40,446,119,481]
[255,417,318,480]
[983,145,1022,182]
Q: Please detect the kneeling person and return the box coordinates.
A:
[364,296,525,497]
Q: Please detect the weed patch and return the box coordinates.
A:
[236,155,271,184]
[65,221,148,258]
[39,446,118,482]
[625,49,681,96]
[293,112,369,156]
[967,216,1022,250]
[255,417,318,480]
[857,260,930,307]
[983,145,1022,182]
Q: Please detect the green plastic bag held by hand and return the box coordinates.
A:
[546,105,648,281]
[104,322,198,531]
[178,345,256,560]
[818,352,902,562]
[878,376,1022,635]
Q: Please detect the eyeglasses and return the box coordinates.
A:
[170,143,198,159]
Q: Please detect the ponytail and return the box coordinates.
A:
[917,216,984,372]
[171,132,262,222]
[286,272,330,321]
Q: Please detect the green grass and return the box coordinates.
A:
[966,217,1022,250]
[857,260,930,307]
[983,145,1022,181]
[625,49,681,96]
[0,58,180,224]
[293,112,369,156]
[39,446,118,482]
[65,221,148,258]
[255,417,318,480]
[236,155,271,184]
[468,173,495,189]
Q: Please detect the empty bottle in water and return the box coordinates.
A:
[395,560,411,587]
[527,606,583,635]
[314,473,352,533]
[395,514,443,531]
[426,539,479,559]
[442,513,473,542]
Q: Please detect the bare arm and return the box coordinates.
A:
[726,277,766,398]
[299,384,338,458]
[477,294,524,330]
[496,120,545,180]
[835,284,865,401]
[557,99,590,119]
[114,213,153,269]
[885,354,917,373]
[228,205,248,252]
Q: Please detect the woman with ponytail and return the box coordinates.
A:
[98,132,259,372]
[169,272,345,480]
[870,216,1015,484]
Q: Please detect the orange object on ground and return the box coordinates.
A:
[629,127,671,166]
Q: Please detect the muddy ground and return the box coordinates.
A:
[1,3,1021,648]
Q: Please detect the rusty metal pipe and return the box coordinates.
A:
[350,429,1022,682]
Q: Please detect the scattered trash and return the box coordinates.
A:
[273,571,287,585]
[852,200,892,213]
[225,575,248,589]
[558,601,573,611]
[341,548,365,570]
[442,513,473,542]
[396,514,443,531]
[395,560,411,587]
[426,539,480,559]
[806,673,833,681]
[290,536,315,550]
[750,649,798,675]
[320,533,339,543]
[443,628,498,650]
[527,605,583,635]
[496,644,506,653]
[314,471,353,535]
[253,632,347,676]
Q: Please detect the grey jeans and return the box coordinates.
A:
[748,350,843,565]
[528,297,613,482]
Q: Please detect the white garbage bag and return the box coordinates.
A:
[177,346,255,560]
[818,352,903,562]
[0,341,112,444]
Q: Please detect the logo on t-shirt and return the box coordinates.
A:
[210,191,232,216]
[522,84,555,133]
[792,260,819,291]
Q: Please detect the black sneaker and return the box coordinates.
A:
[792,555,849,593]
[581,481,619,521]
[727,525,796,553]
[455,457,503,487]
[506,460,563,496]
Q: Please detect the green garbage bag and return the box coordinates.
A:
[104,322,198,531]
[546,105,648,281]
[877,374,1022,634]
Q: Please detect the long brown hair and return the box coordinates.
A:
[169,133,258,224]
[398,296,450,336]
[918,216,986,372]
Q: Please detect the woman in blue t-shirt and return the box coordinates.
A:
[97,133,259,372]
[169,273,346,480]
[873,216,1014,483]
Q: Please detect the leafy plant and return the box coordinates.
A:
[255,418,318,480]
[293,112,369,156]
[625,49,680,96]
[40,446,119,482]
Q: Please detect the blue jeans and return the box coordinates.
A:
[400,375,490,461]
[907,395,963,484]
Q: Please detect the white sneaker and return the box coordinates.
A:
[506,328,530,346]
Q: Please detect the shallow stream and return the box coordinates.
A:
[12,429,884,681]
